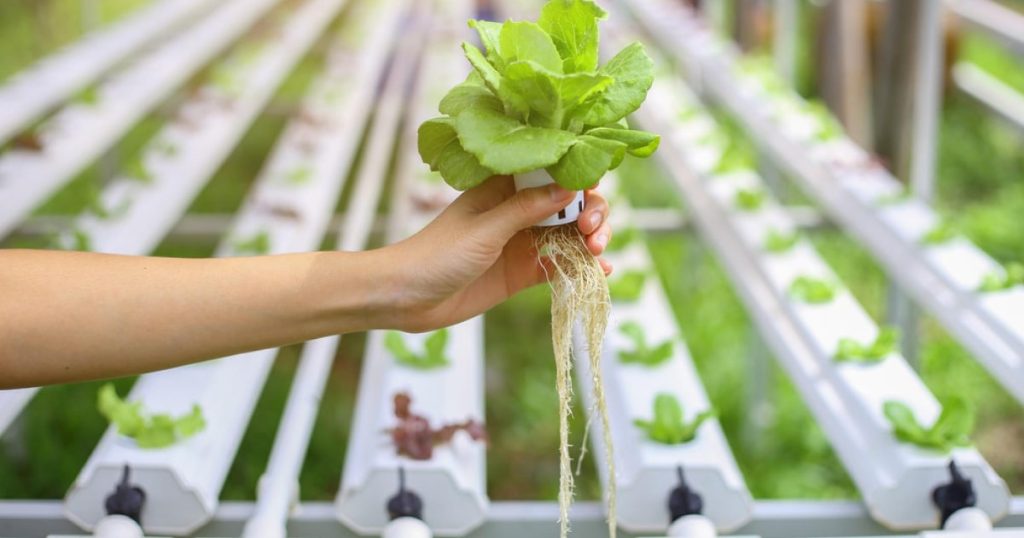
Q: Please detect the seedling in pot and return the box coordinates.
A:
[788,275,839,304]
[609,270,647,303]
[733,187,765,212]
[97,383,206,449]
[233,230,271,255]
[834,326,899,364]
[977,262,1024,293]
[384,329,450,370]
[762,228,800,253]
[387,392,487,460]
[883,396,974,453]
[618,321,673,366]
[713,138,756,175]
[415,2,660,534]
[281,164,313,185]
[124,155,154,184]
[77,85,101,107]
[920,218,958,246]
[633,393,714,445]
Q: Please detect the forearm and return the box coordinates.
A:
[0,249,400,388]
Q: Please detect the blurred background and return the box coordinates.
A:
[0,0,1022,506]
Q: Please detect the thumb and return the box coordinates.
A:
[476,183,575,242]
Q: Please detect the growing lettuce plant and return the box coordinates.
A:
[417,1,659,191]
[98,383,206,449]
[233,230,271,255]
[733,187,765,212]
[789,275,839,304]
[883,396,974,453]
[978,262,1024,292]
[384,329,450,370]
[633,393,714,445]
[608,269,647,302]
[834,327,899,364]
[920,218,958,246]
[618,321,673,366]
[762,228,800,253]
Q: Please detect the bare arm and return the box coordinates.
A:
[0,177,612,388]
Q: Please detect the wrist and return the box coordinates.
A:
[307,249,408,333]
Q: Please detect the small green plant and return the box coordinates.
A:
[733,187,765,212]
[124,155,154,184]
[606,226,639,252]
[609,270,646,302]
[804,100,843,142]
[977,262,1024,292]
[834,327,900,363]
[874,187,912,207]
[77,85,100,106]
[883,396,974,453]
[282,164,313,185]
[69,229,92,251]
[789,275,839,304]
[384,329,450,370]
[618,321,673,366]
[713,138,757,175]
[98,383,206,449]
[633,393,714,445]
[920,218,958,246]
[762,229,800,253]
[233,231,271,255]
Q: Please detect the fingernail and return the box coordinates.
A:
[596,232,608,249]
[549,184,572,201]
[588,211,601,230]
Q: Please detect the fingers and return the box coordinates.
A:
[586,222,611,256]
[599,257,613,276]
[578,189,609,235]
[475,183,575,244]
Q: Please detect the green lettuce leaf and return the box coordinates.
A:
[439,74,503,116]
[547,134,626,189]
[538,0,607,73]
[468,20,505,68]
[455,106,576,174]
[585,126,660,157]
[575,42,654,126]
[417,117,493,190]
[499,21,563,73]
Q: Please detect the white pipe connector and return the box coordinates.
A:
[513,170,585,227]
[381,517,433,538]
[667,514,717,538]
[943,507,993,531]
[92,515,144,538]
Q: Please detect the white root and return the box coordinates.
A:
[538,225,615,538]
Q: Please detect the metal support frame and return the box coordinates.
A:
[953,62,1024,136]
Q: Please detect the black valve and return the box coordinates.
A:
[932,460,977,527]
[104,465,146,524]
[387,467,424,520]
[668,466,703,522]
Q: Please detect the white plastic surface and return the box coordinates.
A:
[667,515,717,538]
[0,0,216,146]
[944,507,993,531]
[0,388,37,437]
[383,517,433,538]
[92,515,144,538]
[513,169,585,226]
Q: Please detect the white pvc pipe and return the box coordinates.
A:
[667,514,717,538]
[92,515,144,538]
[909,0,944,203]
[943,507,993,531]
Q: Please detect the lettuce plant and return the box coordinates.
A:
[804,100,844,142]
[883,396,973,453]
[874,187,912,207]
[282,164,313,185]
[98,383,206,449]
[233,231,271,255]
[608,270,646,302]
[834,326,899,364]
[762,228,800,253]
[733,187,765,212]
[920,218,958,246]
[618,321,673,366]
[417,0,659,191]
[125,155,154,184]
[978,262,1024,292]
[789,275,839,304]
[633,393,714,445]
[384,329,450,370]
[713,137,756,174]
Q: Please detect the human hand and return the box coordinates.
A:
[384,176,613,332]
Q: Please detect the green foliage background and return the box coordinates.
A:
[0,0,1022,505]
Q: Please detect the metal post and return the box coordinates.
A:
[890,0,945,366]
[774,0,798,86]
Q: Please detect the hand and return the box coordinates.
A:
[384,175,613,332]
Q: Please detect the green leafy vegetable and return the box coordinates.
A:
[97,383,206,449]
[789,275,839,304]
[233,231,271,255]
[418,0,659,191]
[920,218,958,245]
[762,229,800,253]
[77,86,100,106]
[804,100,844,141]
[124,156,154,184]
[633,393,714,444]
[282,165,313,185]
[618,321,673,366]
[713,138,756,174]
[733,187,765,211]
[874,187,912,207]
[608,270,646,302]
[977,262,1024,292]
[834,326,900,363]
[883,396,974,453]
[384,329,450,370]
